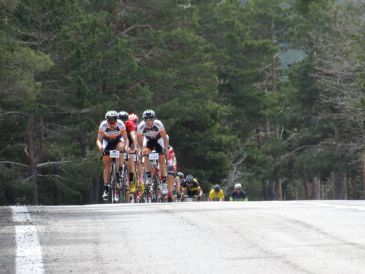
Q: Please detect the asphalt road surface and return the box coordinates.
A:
[2,200,365,274]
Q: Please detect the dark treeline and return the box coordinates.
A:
[1,0,365,205]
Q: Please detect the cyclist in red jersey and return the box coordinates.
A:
[118,111,138,201]
[129,113,145,196]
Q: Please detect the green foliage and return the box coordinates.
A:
[3,0,365,204]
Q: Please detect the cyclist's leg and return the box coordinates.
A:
[101,140,114,193]
[137,160,144,195]
[143,138,153,182]
[115,139,126,171]
[156,139,167,178]
[127,152,136,194]
[166,166,175,202]
[156,139,170,198]
[102,156,112,187]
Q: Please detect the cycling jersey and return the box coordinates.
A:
[230,190,247,201]
[167,146,175,166]
[137,119,165,140]
[209,189,224,200]
[137,119,166,153]
[167,145,177,174]
[182,178,201,197]
[98,120,126,142]
[124,119,136,146]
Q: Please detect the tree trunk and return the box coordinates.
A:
[334,168,347,199]
[39,116,45,163]
[303,179,310,200]
[312,177,321,200]
[362,155,365,199]
[275,179,282,200]
[26,114,39,204]
[262,180,270,200]
[269,180,276,200]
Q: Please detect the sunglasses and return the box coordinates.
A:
[144,118,154,121]
[108,121,116,125]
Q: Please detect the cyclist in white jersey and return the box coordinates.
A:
[96,110,129,200]
[137,109,169,187]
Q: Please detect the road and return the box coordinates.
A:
[2,201,365,274]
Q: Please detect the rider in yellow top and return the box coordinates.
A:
[208,184,224,201]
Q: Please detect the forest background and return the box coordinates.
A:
[2,0,365,205]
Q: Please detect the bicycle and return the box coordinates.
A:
[102,149,122,203]
[127,152,141,203]
[143,151,168,203]
[117,153,129,203]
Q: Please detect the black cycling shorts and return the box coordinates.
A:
[145,139,164,154]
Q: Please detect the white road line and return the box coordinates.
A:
[11,206,44,274]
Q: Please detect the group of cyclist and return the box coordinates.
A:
[96,109,247,202]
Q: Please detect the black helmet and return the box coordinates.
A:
[118,111,129,121]
[177,172,184,179]
[213,184,220,192]
[185,174,194,183]
[105,110,118,121]
[142,109,155,120]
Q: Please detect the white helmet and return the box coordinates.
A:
[234,183,242,190]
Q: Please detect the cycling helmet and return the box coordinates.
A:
[177,172,184,178]
[105,110,118,121]
[213,184,221,192]
[185,174,194,183]
[142,109,155,120]
[118,111,129,122]
[234,183,242,190]
[128,113,139,124]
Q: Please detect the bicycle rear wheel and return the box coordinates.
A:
[110,161,116,203]
[119,166,128,203]
[152,174,160,203]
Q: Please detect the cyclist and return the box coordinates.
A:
[137,109,169,189]
[118,111,139,202]
[166,137,177,202]
[181,174,203,201]
[208,184,224,201]
[230,183,247,201]
[175,171,184,201]
[96,110,129,200]
[129,113,145,198]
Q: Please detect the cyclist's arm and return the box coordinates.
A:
[172,152,177,171]
[121,130,129,151]
[130,130,138,149]
[137,133,143,148]
[197,186,203,199]
[96,133,104,152]
[160,130,169,153]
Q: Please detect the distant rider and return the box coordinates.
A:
[181,174,203,201]
[208,184,224,201]
[230,183,247,201]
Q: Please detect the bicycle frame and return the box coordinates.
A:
[107,149,120,204]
